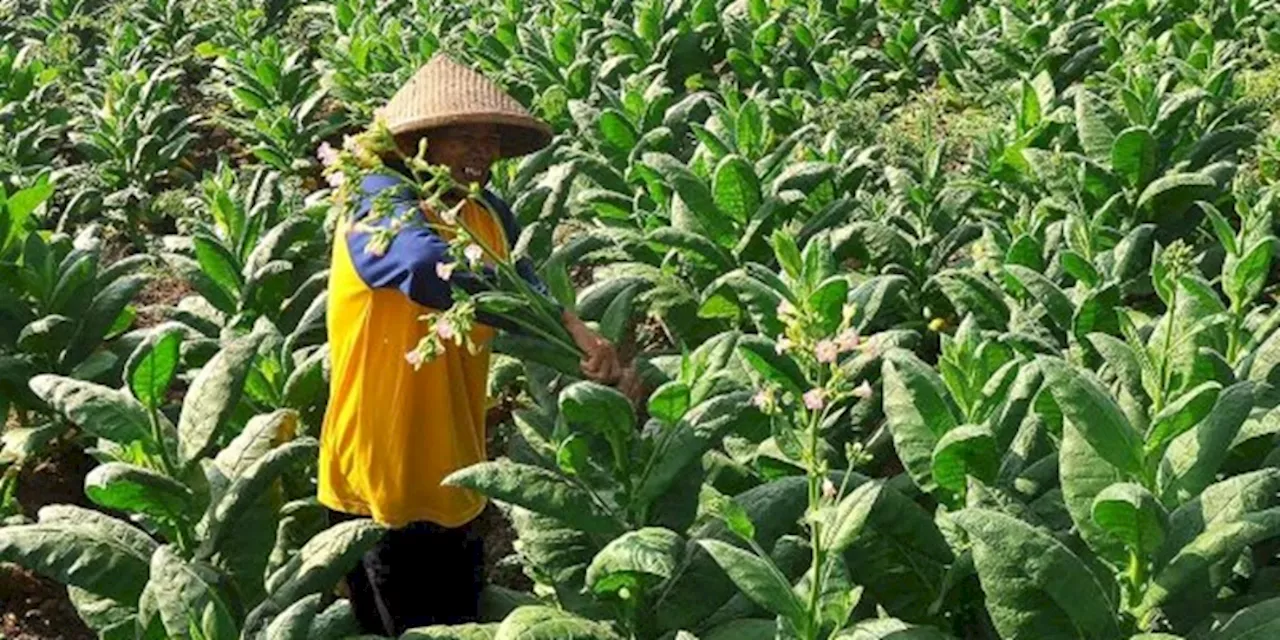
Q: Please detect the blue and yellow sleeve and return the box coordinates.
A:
[345,174,557,329]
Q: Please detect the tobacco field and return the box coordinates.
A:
[5,0,1280,638]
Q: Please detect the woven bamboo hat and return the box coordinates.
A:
[377,54,553,159]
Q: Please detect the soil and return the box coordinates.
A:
[133,265,195,329]
[0,441,97,640]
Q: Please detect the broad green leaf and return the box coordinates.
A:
[126,323,185,410]
[1159,382,1254,503]
[1206,596,1280,639]
[702,619,775,640]
[932,270,1009,330]
[931,424,998,495]
[697,539,805,624]
[1039,357,1143,474]
[1139,508,1280,621]
[200,438,318,556]
[1226,237,1275,309]
[643,153,735,246]
[1060,251,1099,287]
[308,599,359,639]
[85,462,195,522]
[0,521,151,603]
[1092,483,1167,557]
[598,110,638,153]
[444,460,622,536]
[1159,468,1280,569]
[883,349,960,493]
[1059,414,1127,563]
[737,334,807,395]
[714,155,761,223]
[770,229,803,281]
[1111,127,1157,188]
[246,520,384,636]
[585,527,684,595]
[832,619,952,639]
[264,593,321,640]
[953,508,1122,640]
[149,545,238,640]
[1076,89,1116,162]
[1135,173,1217,218]
[178,335,259,467]
[493,606,623,640]
[191,235,242,303]
[29,375,152,445]
[1004,265,1072,335]
[1018,78,1041,132]
[635,392,751,508]
[62,273,149,368]
[598,281,640,344]
[648,381,690,424]
[1145,382,1220,459]
[37,505,158,559]
[827,481,953,622]
[401,624,498,639]
[559,381,635,437]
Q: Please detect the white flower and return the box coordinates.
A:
[803,388,825,411]
[464,243,484,266]
[326,171,346,188]
[822,478,837,500]
[835,328,861,352]
[853,380,873,400]
[342,134,360,153]
[440,203,460,225]
[405,349,424,369]
[778,299,796,317]
[316,142,339,167]
[436,317,456,341]
[436,261,456,281]
[751,388,773,411]
[775,336,792,354]
[815,339,838,364]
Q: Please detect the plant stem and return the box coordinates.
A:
[805,405,823,639]
[1155,284,1179,414]
[147,403,179,479]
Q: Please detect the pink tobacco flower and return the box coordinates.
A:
[803,388,825,411]
[835,328,861,352]
[464,243,484,266]
[436,318,456,341]
[775,336,792,354]
[815,339,838,364]
[405,349,424,369]
[853,380,873,400]
[436,261,456,281]
[316,142,338,167]
[823,478,837,500]
[326,171,346,188]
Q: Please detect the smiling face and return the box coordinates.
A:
[418,123,503,188]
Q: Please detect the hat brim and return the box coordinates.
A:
[388,111,553,159]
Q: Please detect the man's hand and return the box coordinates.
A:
[563,310,621,384]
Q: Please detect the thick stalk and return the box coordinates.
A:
[1154,285,1180,414]
[147,403,178,479]
[805,405,824,639]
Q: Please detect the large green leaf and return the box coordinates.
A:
[1059,417,1127,563]
[559,381,635,438]
[1111,127,1157,188]
[826,481,954,622]
[1135,173,1217,218]
[84,462,195,522]
[1139,508,1280,622]
[643,153,735,246]
[1039,357,1143,474]
[713,155,762,223]
[126,323,186,410]
[1159,468,1280,569]
[635,392,751,508]
[149,545,238,640]
[401,624,499,639]
[932,270,1009,330]
[213,409,298,480]
[1158,382,1254,503]
[1206,596,1280,639]
[1092,483,1167,558]
[264,592,321,640]
[0,520,151,603]
[697,539,806,624]
[737,335,808,395]
[199,438,318,557]
[1004,266,1073,336]
[246,520,384,636]
[29,375,152,445]
[444,460,623,536]
[177,335,259,467]
[1145,382,1221,459]
[585,527,684,595]
[831,619,953,639]
[62,273,149,368]
[931,424,998,495]
[493,606,623,640]
[883,349,960,493]
[1076,89,1116,162]
[38,505,157,559]
[953,508,1122,640]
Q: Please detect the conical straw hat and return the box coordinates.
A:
[377,54,553,159]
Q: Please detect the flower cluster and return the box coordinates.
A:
[753,299,878,414]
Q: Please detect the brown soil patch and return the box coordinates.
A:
[133,268,195,329]
[0,565,93,640]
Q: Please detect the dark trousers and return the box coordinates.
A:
[327,509,485,636]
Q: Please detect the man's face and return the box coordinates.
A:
[422,124,502,188]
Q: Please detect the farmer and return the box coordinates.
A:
[319,54,630,635]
